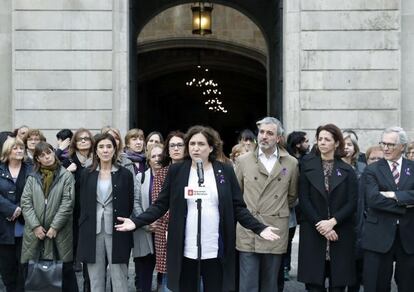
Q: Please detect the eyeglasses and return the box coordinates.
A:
[169,143,184,149]
[379,142,398,150]
[76,136,91,142]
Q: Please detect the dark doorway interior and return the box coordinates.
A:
[134,48,266,153]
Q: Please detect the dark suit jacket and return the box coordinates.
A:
[362,158,414,254]
[298,154,357,286]
[131,159,267,292]
[77,166,134,263]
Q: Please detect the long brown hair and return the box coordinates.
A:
[315,124,346,159]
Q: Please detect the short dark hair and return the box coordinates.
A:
[286,131,307,156]
[56,129,73,141]
[315,124,346,158]
[238,129,256,143]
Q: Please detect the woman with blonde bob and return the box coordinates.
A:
[0,137,31,291]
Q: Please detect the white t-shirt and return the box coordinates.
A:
[184,167,220,259]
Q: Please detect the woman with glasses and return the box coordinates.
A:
[151,131,185,292]
[64,128,94,289]
[0,137,31,292]
[133,144,164,292]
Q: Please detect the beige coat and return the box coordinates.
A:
[235,147,298,254]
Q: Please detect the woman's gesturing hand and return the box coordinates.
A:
[115,217,137,232]
[259,226,280,241]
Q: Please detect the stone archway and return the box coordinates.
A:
[129,0,283,127]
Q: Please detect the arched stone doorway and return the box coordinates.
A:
[130,1,282,149]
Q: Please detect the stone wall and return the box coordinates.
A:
[284,0,402,150]
[401,0,414,140]
[138,4,267,54]
[0,0,12,131]
[12,0,115,140]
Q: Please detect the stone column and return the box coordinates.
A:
[0,0,12,130]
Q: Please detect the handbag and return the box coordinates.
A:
[25,255,63,292]
[25,202,63,292]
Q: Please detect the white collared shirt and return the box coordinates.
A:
[258,147,278,173]
[387,156,403,174]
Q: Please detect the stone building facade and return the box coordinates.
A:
[0,0,413,150]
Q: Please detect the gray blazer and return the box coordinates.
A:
[96,177,113,235]
[132,169,154,257]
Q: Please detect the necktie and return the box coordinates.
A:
[392,161,399,185]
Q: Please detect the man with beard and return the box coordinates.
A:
[235,117,299,292]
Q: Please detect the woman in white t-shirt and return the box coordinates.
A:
[116,125,279,292]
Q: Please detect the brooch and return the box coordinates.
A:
[216,169,225,184]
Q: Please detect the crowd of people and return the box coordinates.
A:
[0,118,414,292]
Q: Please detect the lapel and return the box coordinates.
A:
[304,155,327,198]
[141,169,151,209]
[378,159,396,188]
[212,161,225,219]
[176,160,192,213]
[329,159,348,193]
[398,158,413,188]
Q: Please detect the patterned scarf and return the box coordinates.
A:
[39,161,59,197]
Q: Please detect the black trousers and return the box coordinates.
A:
[0,238,24,292]
[134,254,156,292]
[306,261,345,292]
[363,228,414,292]
[179,257,223,292]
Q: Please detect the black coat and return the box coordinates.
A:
[298,155,357,286]
[131,160,267,292]
[362,158,414,254]
[77,166,134,263]
[0,162,31,244]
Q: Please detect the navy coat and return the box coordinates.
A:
[298,154,357,286]
[0,162,31,244]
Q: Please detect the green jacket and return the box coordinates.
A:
[21,166,75,263]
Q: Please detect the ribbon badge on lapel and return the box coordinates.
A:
[281,168,288,176]
[405,167,411,176]
[336,169,342,177]
[216,169,225,184]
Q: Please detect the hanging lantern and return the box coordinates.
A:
[191,2,213,35]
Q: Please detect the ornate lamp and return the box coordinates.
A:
[191,2,213,35]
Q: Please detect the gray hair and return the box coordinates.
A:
[382,126,408,146]
[256,117,284,136]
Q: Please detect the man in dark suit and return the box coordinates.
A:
[362,126,414,292]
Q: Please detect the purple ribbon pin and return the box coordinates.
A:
[336,169,342,176]
[281,168,288,176]
[217,170,225,184]
[405,168,411,176]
